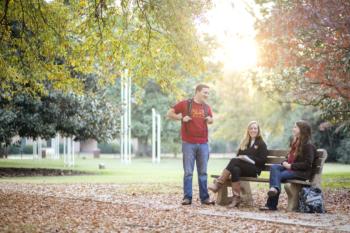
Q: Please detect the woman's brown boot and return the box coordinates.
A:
[208,169,231,193]
[228,181,241,208]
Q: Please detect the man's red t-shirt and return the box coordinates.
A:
[173,100,213,144]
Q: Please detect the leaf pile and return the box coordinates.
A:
[0,183,349,232]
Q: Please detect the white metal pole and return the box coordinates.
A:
[33,140,37,159]
[54,135,57,159]
[38,137,42,159]
[69,138,71,166]
[51,138,55,159]
[124,73,129,164]
[69,137,73,167]
[123,75,127,163]
[157,113,161,163]
[120,68,132,165]
[67,137,71,167]
[128,75,132,164]
[152,108,156,163]
[57,134,60,160]
[63,136,66,160]
[68,137,71,167]
[64,137,68,166]
[72,138,75,166]
[69,137,72,167]
[120,76,124,163]
[63,137,66,165]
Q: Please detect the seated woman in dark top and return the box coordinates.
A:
[208,121,268,207]
[260,120,316,211]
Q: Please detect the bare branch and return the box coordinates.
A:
[136,0,152,50]
[37,0,62,40]
[0,0,10,26]
[0,0,10,41]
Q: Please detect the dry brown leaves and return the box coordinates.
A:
[0,183,348,233]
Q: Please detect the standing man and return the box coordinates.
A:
[167,84,214,205]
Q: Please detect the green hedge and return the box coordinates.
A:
[98,143,120,153]
[8,145,33,154]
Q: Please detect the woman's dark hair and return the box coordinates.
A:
[295,120,312,156]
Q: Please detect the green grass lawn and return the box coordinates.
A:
[0,156,349,188]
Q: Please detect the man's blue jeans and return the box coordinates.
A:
[182,142,209,202]
[267,164,297,209]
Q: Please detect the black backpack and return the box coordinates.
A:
[298,187,326,213]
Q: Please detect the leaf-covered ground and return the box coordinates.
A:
[0,183,349,232]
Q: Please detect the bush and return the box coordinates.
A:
[8,145,20,154]
[209,141,237,154]
[160,142,180,156]
[9,144,33,154]
[335,138,350,164]
[98,143,120,154]
[23,145,33,154]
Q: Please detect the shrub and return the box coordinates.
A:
[336,138,350,164]
[98,143,120,153]
[9,144,33,154]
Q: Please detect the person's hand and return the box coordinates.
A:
[282,161,291,169]
[205,116,213,123]
[182,115,192,122]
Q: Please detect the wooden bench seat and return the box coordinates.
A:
[210,149,327,211]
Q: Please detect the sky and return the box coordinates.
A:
[199,0,258,72]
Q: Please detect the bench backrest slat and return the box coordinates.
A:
[267,150,287,158]
[266,157,285,164]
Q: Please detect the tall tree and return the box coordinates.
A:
[253,0,350,126]
[131,81,180,156]
[0,0,215,98]
[0,89,120,157]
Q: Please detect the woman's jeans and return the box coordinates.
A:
[267,164,297,209]
[182,142,209,202]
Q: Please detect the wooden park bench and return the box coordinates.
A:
[210,149,328,211]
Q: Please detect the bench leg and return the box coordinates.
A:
[215,181,253,206]
[240,181,253,206]
[216,184,230,205]
[285,183,301,211]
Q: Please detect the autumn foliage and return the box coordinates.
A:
[255,0,350,124]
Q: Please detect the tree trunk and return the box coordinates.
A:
[0,145,8,159]
[136,138,150,157]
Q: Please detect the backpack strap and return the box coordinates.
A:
[203,103,209,118]
[188,98,209,118]
[184,99,193,134]
[203,103,209,137]
[187,99,193,117]
[184,99,209,137]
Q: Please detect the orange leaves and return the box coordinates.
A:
[304,62,326,80]
[342,36,350,48]
[255,0,350,110]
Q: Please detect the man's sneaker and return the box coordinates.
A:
[201,198,215,205]
[181,198,192,205]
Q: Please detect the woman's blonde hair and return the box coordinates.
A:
[239,121,263,151]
